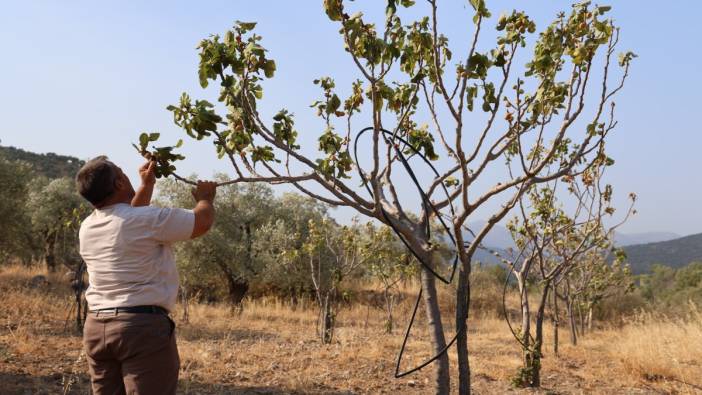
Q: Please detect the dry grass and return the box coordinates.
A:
[606,308,702,390]
[1,264,700,394]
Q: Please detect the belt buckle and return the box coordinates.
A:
[96,307,118,317]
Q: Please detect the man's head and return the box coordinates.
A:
[76,156,135,207]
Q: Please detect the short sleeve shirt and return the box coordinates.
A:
[79,203,194,312]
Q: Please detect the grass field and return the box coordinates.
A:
[1,265,700,394]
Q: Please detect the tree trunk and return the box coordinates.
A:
[456,259,471,395]
[514,270,534,387]
[45,236,56,273]
[384,287,394,334]
[421,266,451,394]
[567,300,577,346]
[226,275,249,306]
[587,305,593,332]
[552,283,559,356]
[180,285,190,324]
[321,295,335,344]
[529,283,551,387]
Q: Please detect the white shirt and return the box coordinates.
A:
[79,203,194,312]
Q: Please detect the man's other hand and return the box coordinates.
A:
[190,181,217,239]
[191,180,217,203]
[138,160,156,186]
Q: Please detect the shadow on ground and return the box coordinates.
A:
[179,380,356,395]
[176,325,278,343]
[0,371,91,395]
[0,372,357,395]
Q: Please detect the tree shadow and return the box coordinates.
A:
[0,372,357,395]
[179,380,357,394]
[176,325,278,343]
[0,371,91,395]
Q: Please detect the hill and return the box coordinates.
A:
[622,233,702,274]
[0,145,84,179]
[465,221,679,250]
[614,231,680,246]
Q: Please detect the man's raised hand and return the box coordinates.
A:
[191,180,217,203]
[138,160,156,186]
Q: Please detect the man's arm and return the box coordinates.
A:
[131,161,156,207]
[190,181,217,238]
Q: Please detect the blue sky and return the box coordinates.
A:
[1,1,700,236]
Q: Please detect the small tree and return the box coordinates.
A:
[0,157,35,264]
[364,224,417,333]
[137,1,634,391]
[298,218,364,344]
[257,193,330,305]
[26,178,87,273]
[505,161,634,387]
[158,177,279,307]
[557,243,633,341]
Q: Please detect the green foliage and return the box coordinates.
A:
[26,177,89,270]
[157,178,332,301]
[0,145,84,179]
[132,132,185,179]
[0,157,35,263]
[619,233,702,275]
[638,262,702,311]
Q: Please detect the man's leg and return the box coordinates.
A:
[118,313,180,395]
[83,314,126,395]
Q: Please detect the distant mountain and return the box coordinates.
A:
[0,145,84,179]
[614,231,680,246]
[463,220,680,249]
[622,233,702,274]
[460,220,689,271]
[465,221,516,250]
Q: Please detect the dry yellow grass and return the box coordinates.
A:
[606,308,702,390]
[0,264,700,394]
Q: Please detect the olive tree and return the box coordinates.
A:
[137,1,634,392]
[0,157,35,264]
[256,193,330,304]
[158,177,279,306]
[26,177,87,272]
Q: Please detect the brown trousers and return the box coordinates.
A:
[83,311,180,395]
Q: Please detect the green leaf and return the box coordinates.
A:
[237,21,257,31]
[263,59,276,78]
[327,94,341,114]
[139,133,149,149]
[148,132,160,142]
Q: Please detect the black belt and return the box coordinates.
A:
[90,305,168,315]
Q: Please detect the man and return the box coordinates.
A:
[75,156,216,394]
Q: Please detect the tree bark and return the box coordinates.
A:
[552,283,559,356]
[529,283,551,387]
[515,270,534,387]
[225,274,249,306]
[567,299,577,346]
[384,287,394,334]
[421,266,451,394]
[456,259,471,395]
[45,235,56,273]
[321,295,335,344]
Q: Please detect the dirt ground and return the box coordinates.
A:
[0,266,699,394]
